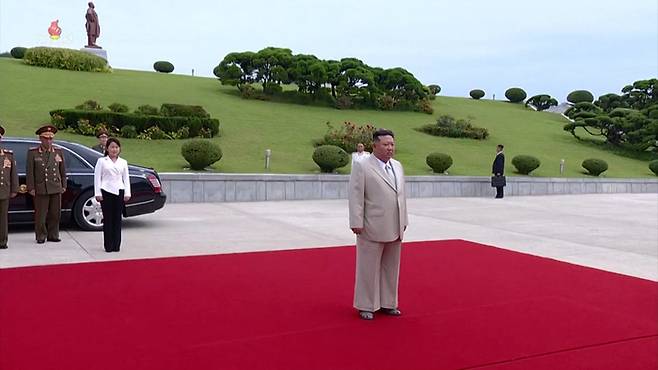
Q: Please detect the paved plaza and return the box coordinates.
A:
[1,194,656,281]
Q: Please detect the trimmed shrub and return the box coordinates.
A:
[505,87,527,103]
[160,103,209,118]
[120,125,137,138]
[470,89,485,100]
[416,114,489,140]
[0,51,11,58]
[135,105,159,115]
[108,103,129,113]
[582,158,608,176]
[428,84,441,95]
[153,61,174,73]
[75,100,103,111]
[567,90,594,104]
[137,126,170,140]
[49,109,220,138]
[648,160,658,176]
[181,140,223,170]
[10,47,27,59]
[312,145,349,173]
[426,153,453,173]
[512,155,541,175]
[23,47,109,72]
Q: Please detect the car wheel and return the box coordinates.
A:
[73,190,103,231]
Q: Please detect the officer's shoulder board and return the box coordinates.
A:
[2,149,13,154]
[28,147,39,151]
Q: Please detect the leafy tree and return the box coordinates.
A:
[505,87,527,103]
[525,94,557,111]
[566,90,594,104]
[428,84,441,95]
[254,47,292,93]
[621,78,657,110]
[595,93,627,112]
[214,51,257,88]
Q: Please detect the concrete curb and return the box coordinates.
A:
[159,173,658,203]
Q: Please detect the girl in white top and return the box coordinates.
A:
[94,138,131,252]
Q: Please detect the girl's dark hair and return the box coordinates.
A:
[104,137,122,156]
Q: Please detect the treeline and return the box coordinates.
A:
[213,47,437,114]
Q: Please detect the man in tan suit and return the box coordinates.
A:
[349,128,408,320]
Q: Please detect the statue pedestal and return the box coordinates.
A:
[80,47,108,62]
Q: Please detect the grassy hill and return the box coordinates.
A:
[0,58,654,177]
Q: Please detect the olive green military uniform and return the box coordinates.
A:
[91,144,105,153]
[26,146,67,242]
[0,148,19,248]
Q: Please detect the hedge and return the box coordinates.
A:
[181,140,222,170]
[582,158,608,176]
[511,155,541,175]
[23,47,109,72]
[426,153,453,173]
[505,87,527,103]
[312,145,349,173]
[10,47,27,59]
[49,109,219,138]
[161,103,209,118]
[649,160,658,176]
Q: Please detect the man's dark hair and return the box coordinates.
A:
[373,128,395,142]
[497,144,504,150]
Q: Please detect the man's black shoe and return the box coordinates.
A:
[0,245,7,249]
[47,238,61,242]
[37,240,45,244]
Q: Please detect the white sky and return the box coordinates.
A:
[1,0,656,100]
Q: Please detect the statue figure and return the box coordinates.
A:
[85,2,101,48]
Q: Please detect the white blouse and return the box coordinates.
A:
[94,156,131,197]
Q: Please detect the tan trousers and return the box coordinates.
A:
[353,236,401,312]
[34,193,61,242]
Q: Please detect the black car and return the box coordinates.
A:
[4,138,166,231]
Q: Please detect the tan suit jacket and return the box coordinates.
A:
[349,155,408,242]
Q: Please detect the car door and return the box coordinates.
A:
[4,141,34,223]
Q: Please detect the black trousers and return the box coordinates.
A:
[495,186,504,198]
[101,189,124,252]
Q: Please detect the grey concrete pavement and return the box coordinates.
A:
[1,194,657,281]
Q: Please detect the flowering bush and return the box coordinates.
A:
[314,121,377,153]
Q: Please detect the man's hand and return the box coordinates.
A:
[10,192,16,199]
[351,227,363,234]
[29,190,35,196]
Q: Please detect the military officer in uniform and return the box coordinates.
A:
[27,125,67,244]
[0,125,18,249]
[91,128,108,153]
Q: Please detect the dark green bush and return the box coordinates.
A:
[239,84,259,99]
[108,103,129,113]
[49,109,220,138]
[416,114,489,140]
[153,61,174,73]
[135,105,160,115]
[426,153,453,173]
[648,160,658,176]
[582,158,608,176]
[505,87,527,103]
[75,100,103,111]
[181,140,223,170]
[10,47,27,59]
[120,125,137,138]
[23,47,109,72]
[312,145,349,173]
[428,84,441,95]
[470,89,485,100]
[0,51,11,58]
[512,155,541,175]
[567,90,594,104]
[160,103,209,118]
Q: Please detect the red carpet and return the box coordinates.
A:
[0,240,656,370]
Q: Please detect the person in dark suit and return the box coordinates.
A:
[492,144,505,198]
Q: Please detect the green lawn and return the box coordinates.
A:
[0,58,654,177]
